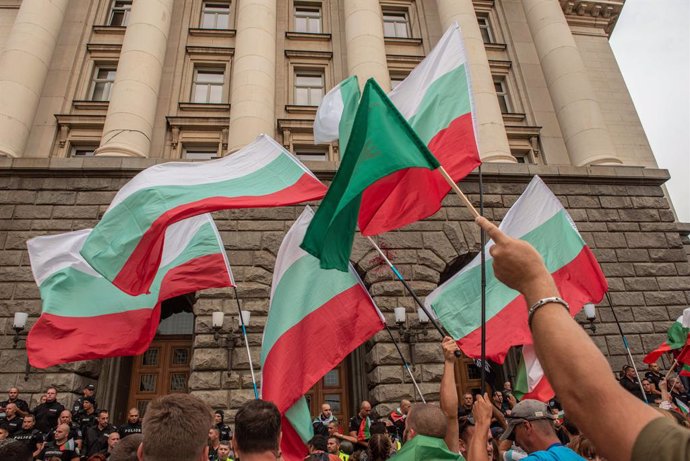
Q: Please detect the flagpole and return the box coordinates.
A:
[663,343,690,382]
[233,286,259,399]
[607,292,647,403]
[438,166,479,219]
[383,325,427,403]
[479,165,487,395]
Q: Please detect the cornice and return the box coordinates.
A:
[560,0,625,37]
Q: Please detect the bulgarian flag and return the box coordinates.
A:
[514,345,555,402]
[261,207,385,460]
[313,75,360,150]
[26,214,234,368]
[80,134,326,296]
[301,78,441,271]
[425,176,608,362]
[312,23,481,236]
[643,309,690,364]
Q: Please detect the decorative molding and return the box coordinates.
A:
[284,49,333,60]
[285,31,332,42]
[188,28,236,38]
[485,43,508,52]
[384,37,424,47]
[284,105,318,115]
[71,100,110,111]
[86,43,122,53]
[560,0,624,36]
[185,46,234,57]
[91,25,126,36]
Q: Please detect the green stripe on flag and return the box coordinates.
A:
[430,210,584,338]
[285,397,315,443]
[668,320,689,350]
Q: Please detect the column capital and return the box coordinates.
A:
[560,0,625,36]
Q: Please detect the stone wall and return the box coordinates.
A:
[1,159,688,419]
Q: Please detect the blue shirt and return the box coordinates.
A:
[523,443,586,461]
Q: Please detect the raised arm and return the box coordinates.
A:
[469,394,492,461]
[475,216,660,461]
[440,336,460,453]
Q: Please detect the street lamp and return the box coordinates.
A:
[212,310,251,371]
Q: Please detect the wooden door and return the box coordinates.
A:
[455,354,484,397]
[127,338,192,418]
[305,360,351,432]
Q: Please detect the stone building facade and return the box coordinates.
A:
[0,0,688,424]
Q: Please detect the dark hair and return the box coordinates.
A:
[234,399,281,454]
[0,439,32,461]
[87,454,107,461]
[97,409,109,417]
[340,441,354,455]
[369,421,387,435]
[366,434,391,461]
[308,435,328,451]
[109,433,143,461]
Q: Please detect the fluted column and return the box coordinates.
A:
[343,0,390,91]
[96,0,173,157]
[522,0,619,165]
[226,0,277,153]
[0,0,68,158]
[436,0,513,163]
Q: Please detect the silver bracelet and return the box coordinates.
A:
[527,297,569,328]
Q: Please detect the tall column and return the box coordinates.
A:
[436,0,513,163]
[226,0,277,153]
[522,0,619,166]
[343,0,390,92]
[96,0,173,157]
[0,0,68,158]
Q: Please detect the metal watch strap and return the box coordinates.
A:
[527,296,569,328]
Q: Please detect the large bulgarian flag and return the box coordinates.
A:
[261,207,385,460]
[301,78,440,271]
[26,214,234,368]
[514,345,555,402]
[80,134,326,296]
[313,23,480,236]
[425,176,608,362]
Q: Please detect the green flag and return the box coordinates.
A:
[301,78,441,271]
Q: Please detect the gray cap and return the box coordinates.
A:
[500,399,555,441]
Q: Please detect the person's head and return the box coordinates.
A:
[5,403,17,417]
[58,410,72,425]
[0,427,8,440]
[399,399,411,415]
[45,386,57,403]
[39,394,47,404]
[492,391,503,404]
[0,438,32,461]
[84,384,96,398]
[8,387,19,400]
[233,399,281,457]
[501,400,558,453]
[22,414,35,431]
[327,421,338,436]
[208,427,220,443]
[217,441,231,461]
[326,436,340,454]
[623,365,635,380]
[339,441,354,456]
[462,393,474,409]
[642,379,653,393]
[83,397,95,413]
[97,409,110,428]
[128,408,140,424]
[403,403,447,442]
[139,394,213,461]
[108,432,121,450]
[321,403,332,418]
[366,433,392,461]
[109,433,142,461]
[214,410,224,425]
[649,362,660,373]
[369,421,387,436]
[88,454,107,461]
[359,401,372,418]
[504,381,512,391]
[54,423,70,444]
[308,435,328,453]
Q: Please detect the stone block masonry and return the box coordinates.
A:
[0,160,687,421]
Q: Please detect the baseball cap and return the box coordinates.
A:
[85,384,96,391]
[500,399,555,441]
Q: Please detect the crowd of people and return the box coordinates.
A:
[2,216,690,461]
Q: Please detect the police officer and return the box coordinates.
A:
[12,413,44,459]
[118,407,142,439]
[32,386,65,435]
[71,384,97,416]
[84,409,117,457]
[75,397,98,434]
[0,402,23,435]
[214,410,232,442]
[0,387,30,417]
[45,410,83,452]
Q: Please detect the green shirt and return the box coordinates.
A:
[390,435,465,461]
[632,417,690,461]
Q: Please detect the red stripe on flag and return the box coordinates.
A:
[113,174,326,296]
[280,415,309,461]
[644,342,671,364]
[262,285,383,413]
[358,113,480,236]
[517,376,555,403]
[458,246,608,363]
[27,254,232,368]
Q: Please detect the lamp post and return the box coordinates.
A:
[582,303,596,333]
[13,312,28,348]
[212,311,251,371]
[393,307,429,367]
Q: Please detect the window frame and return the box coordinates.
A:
[200,1,231,30]
[477,15,495,44]
[294,4,322,33]
[293,70,325,106]
[69,145,99,158]
[108,0,132,26]
[382,10,410,38]
[182,145,221,160]
[493,77,512,114]
[293,145,328,162]
[89,65,117,102]
[191,67,226,104]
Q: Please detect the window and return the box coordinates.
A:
[183,146,219,160]
[294,5,322,33]
[192,68,225,103]
[494,78,511,114]
[108,0,132,26]
[383,11,410,38]
[477,16,494,44]
[294,72,324,106]
[90,66,116,101]
[70,146,98,157]
[294,146,327,161]
[201,2,231,29]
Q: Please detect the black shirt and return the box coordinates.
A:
[0,398,30,415]
[12,427,44,452]
[85,424,117,456]
[71,397,98,416]
[119,422,142,439]
[216,422,232,442]
[33,401,65,434]
[620,376,644,400]
[0,415,23,435]
[645,370,664,387]
[75,411,97,434]
[40,440,80,461]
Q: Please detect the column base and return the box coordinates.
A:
[95,144,147,158]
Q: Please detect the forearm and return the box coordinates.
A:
[441,360,460,452]
[491,406,507,430]
[467,422,489,461]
